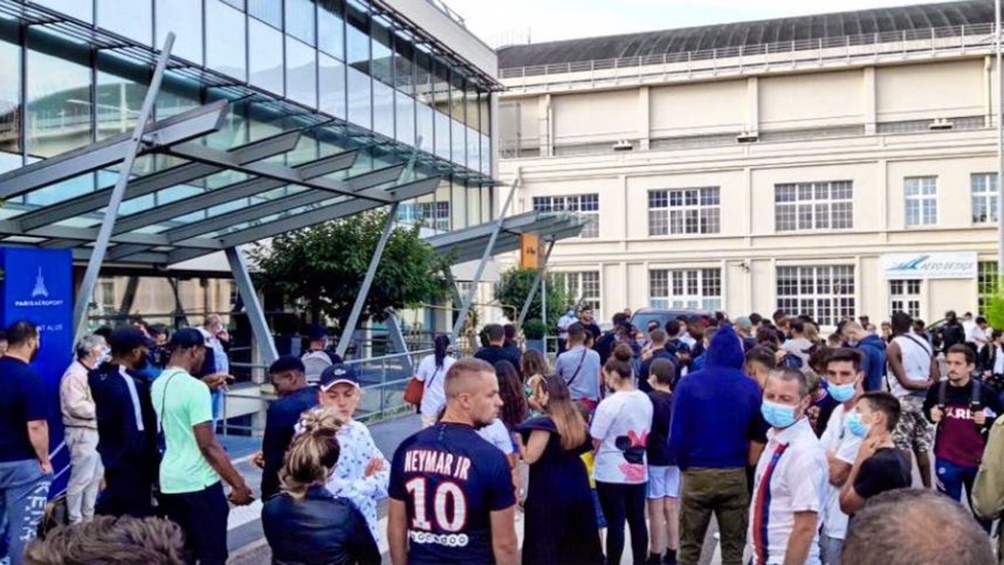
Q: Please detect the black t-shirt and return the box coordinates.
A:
[473,346,519,370]
[0,357,46,463]
[647,390,674,466]
[389,423,516,565]
[853,447,911,501]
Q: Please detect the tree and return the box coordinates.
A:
[248,210,451,329]
[494,267,570,329]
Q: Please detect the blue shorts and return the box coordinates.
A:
[647,465,681,499]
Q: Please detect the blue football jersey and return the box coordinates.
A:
[389,423,516,565]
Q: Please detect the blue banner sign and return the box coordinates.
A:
[0,248,74,496]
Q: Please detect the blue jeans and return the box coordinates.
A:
[935,457,991,532]
[0,460,51,565]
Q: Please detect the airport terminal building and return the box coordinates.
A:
[0,0,501,333]
[497,0,1003,327]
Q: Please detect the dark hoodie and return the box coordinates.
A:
[668,326,763,470]
[854,333,887,392]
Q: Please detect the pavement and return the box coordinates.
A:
[222,413,728,565]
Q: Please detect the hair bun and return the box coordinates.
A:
[297,408,342,438]
[612,343,633,362]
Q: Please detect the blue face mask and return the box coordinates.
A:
[761,400,798,429]
[828,382,857,403]
[846,411,871,438]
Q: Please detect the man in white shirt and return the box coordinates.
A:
[60,334,107,525]
[751,368,827,565]
[818,349,866,565]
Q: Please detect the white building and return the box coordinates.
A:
[496,0,1002,327]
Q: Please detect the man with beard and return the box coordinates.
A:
[0,321,51,565]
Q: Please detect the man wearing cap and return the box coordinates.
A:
[314,363,389,543]
[89,327,159,518]
[152,328,253,565]
[735,317,757,353]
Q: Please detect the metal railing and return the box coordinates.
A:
[499,22,996,82]
[218,348,433,436]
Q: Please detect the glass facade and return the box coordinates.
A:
[0,0,495,235]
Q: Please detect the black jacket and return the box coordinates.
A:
[88,362,158,474]
[262,486,381,565]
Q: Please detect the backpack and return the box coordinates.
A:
[937,376,982,408]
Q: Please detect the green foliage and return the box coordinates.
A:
[522,318,546,340]
[986,284,1004,331]
[248,210,451,329]
[494,267,570,329]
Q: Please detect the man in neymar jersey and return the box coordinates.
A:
[388,358,518,565]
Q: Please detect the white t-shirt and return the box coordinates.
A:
[476,419,514,455]
[887,334,932,399]
[782,337,814,366]
[590,389,653,484]
[415,354,454,419]
[818,403,863,540]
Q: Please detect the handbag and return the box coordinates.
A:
[404,376,425,406]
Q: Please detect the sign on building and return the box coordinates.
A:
[881,252,978,280]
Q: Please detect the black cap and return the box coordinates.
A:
[108,327,152,352]
[319,363,359,390]
[169,327,206,349]
[308,323,328,342]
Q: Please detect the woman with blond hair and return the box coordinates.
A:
[261,407,380,565]
[518,374,603,565]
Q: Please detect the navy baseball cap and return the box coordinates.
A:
[169,327,206,349]
[319,363,360,390]
[108,327,152,352]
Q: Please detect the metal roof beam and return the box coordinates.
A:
[16,129,303,232]
[0,100,228,199]
[103,163,405,261]
[0,220,221,250]
[165,176,442,265]
[164,143,394,204]
[108,147,357,235]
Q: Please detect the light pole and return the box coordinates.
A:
[997,0,1003,277]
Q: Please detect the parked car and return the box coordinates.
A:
[630,307,714,333]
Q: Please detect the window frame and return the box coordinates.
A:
[889,279,922,319]
[774,181,853,232]
[648,186,721,236]
[531,194,599,238]
[648,268,722,311]
[775,265,855,327]
[904,176,938,227]
[971,173,999,226]
[558,271,602,317]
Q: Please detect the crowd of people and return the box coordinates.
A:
[3,305,1004,565]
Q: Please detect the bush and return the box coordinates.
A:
[522,319,546,340]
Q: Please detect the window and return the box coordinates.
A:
[319,54,346,119]
[285,36,317,108]
[775,181,853,232]
[93,279,115,315]
[248,0,282,27]
[98,0,152,45]
[206,0,247,80]
[248,19,284,95]
[649,268,721,311]
[27,43,93,158]
[398,201,450,232]
[0,27,20,155]
[157,0,203,63]
[318,0,345,60]
[972,173,999,225]
[285,0,316,45]
[558,271,601,315]
[532,194,599,238]
[776,265,855,327]
[979,261,999,316]
[889,279,921,319]
[648,187,720,236]
[904,176,937,227]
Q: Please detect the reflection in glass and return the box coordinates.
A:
[434,110,450,161]
[452,118,465,167]
[157,0,203,63]
[26,174,95,207]
[467,184,482,227]
[372,79,394,138]
[450,72,464,122]
[479,92,490,134]
[466,125,479,174]
[345,2,369,67]
[96,58,148,140]
[206,0,247,80]
[347,66,371,130]
[248,0,282,27]
[286,37,317,109]
[481,134,490,175]
[318,0,344,60]
[319,54,347,120]
[415,102,433,154]
[395,92,415,147]
[451,181,466,229]
[371,18,393,85]
[0,150,20,174]
[37,0,93,22]
[249,19,284,95]
[286,0,315,45]
[393,30,415,95]
[27,47,93,158]
[98,0,152,45]
[0,26,20,155]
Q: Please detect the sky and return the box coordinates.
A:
[444,0,941,47]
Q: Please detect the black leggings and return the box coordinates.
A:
[596,481,649,565]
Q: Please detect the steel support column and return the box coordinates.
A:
[336,202,400,359]
[450,178,520,345]
[516,239,555,326]
[384,315,413,373]
[72,34,175,343]
[117,276,140,319]
[225,247,278,364]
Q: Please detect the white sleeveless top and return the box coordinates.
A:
[887,333,932,398]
